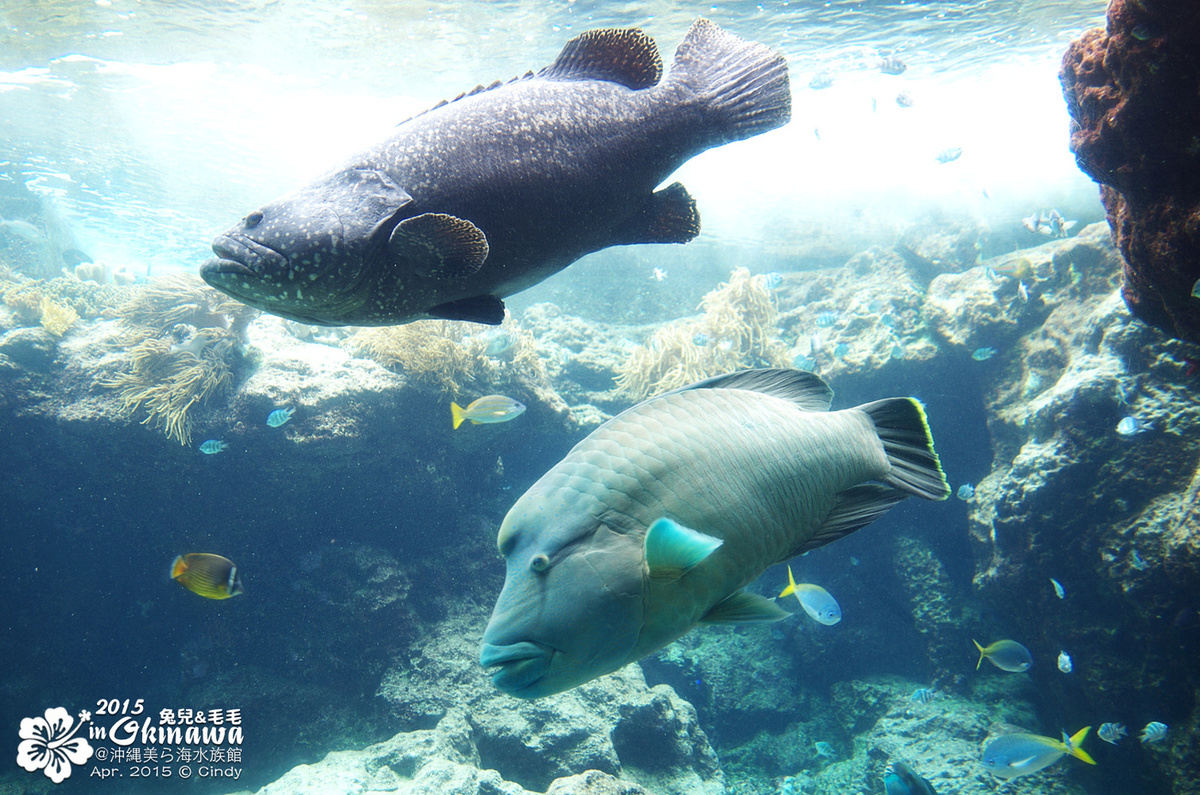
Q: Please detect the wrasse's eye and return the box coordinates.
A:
[530,553,550,572]
[243,211,264,229]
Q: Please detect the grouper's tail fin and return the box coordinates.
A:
[668,18,791,141]
[861,398,951,501]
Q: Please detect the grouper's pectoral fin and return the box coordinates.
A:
[611,182,700,246]
[388,212,489,279]
[428,294,505,325]
[701,590,790,624]
[645,517,722,582]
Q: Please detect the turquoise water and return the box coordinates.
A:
[9,3,1173,795]
[2,1,1106,284]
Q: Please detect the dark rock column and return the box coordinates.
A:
[891,536,968,690]
[1060,0,1200,343]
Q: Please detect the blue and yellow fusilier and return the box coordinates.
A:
[981,727,1095,779]
[481,369,949,698]
[451,395,526,429]
[973,638,1033,672]
[171,553,243,600]
[779,565,841,625]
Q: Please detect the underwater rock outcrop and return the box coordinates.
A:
[957,225,1200,793]
[377,607,723,795]
[245,707,653,795]
[1060,0,1200,344]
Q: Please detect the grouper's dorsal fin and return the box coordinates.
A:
[674,369,834,412]
[538,27,663,90]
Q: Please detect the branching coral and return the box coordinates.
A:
[348,316,544,394]
[39,297,79,336]
[616,268,790,400]
[111,272,257,341]
[99,273,255,445]
[101,331,235,446]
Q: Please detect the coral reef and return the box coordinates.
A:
[1060,0,1200,343]
[37,297,78,337]
[348,315,543,395]
[377,607,723,795]
[96,273,256,445]
[615,268,789,400]
[248,708,652,795]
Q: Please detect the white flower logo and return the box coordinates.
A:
[16,707,93,783]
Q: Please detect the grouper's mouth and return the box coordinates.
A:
[480,641,555,697]
[201,234,288,281]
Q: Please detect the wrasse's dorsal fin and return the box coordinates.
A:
[538,27,663,90]
[645,517,721,581]
[700,589,790,623]
[676,369,834,412]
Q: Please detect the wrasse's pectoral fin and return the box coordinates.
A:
[644,517,721,581]
[389,212,489,279]
[700,589,790,624]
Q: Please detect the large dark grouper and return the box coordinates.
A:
[480,369,950,698]
[200,20,791,326]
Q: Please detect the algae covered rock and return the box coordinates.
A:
[377,606,723,795]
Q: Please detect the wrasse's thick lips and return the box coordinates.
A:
[480,641,554,694]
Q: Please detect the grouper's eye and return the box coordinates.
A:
[529,553,550,572]
[243,211,264,229]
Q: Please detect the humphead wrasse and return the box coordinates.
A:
[200,20,791,326]
[480,369,950,698]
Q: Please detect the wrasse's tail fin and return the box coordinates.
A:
[669,19,791,141]
[973,638,986,671]
[451,402,468,430]
[860,398,951,501]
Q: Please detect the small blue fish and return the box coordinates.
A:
[267,408,295,427]
[451,395,526,430]
[1050,578,1065,599]
[759,272,783,290]
[879,313,896,328]
[780,565,841,625]
[792,355,817,372]
[956,483,974,501]
[972,347,997,361]
[199,439,228,455]
[1140,721,1168,744]
[1130,549,1150,571]
[1097,723,1127,745]
[1057,651,1072,673]
[935,147,962,164]
[909,688,937,705]
[815,311,839,327]
[692,332,710,347]
[890,344,906,360]
[814,741,836,759]
[833,342,849,359]
[1116,416,1154,436]
[982,727,1095,779]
